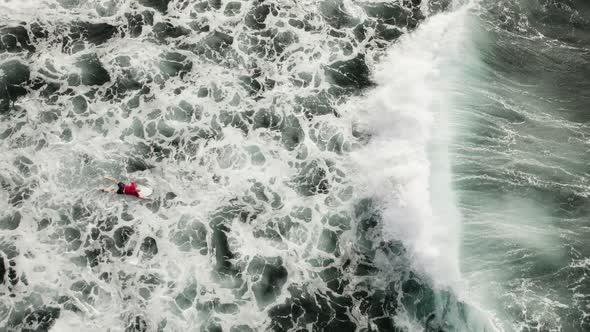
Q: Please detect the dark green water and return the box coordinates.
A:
[457,0,590,330]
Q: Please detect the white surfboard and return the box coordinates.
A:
[137,185,153,197]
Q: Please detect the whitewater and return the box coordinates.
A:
[1,0,589,331]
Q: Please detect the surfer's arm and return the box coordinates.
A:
[103,176,119,185]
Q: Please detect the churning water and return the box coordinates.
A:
[0,0,588,331]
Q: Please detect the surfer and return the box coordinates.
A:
[101,176,151,200]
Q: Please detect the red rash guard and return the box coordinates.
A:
[123,182,141,198]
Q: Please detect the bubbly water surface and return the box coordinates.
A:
[1,0,588,331]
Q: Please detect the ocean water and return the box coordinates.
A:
[0,0,588,331]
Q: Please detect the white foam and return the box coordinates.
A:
[349,5,472,289]
[345,2,511,330]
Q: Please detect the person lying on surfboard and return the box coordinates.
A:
[101,176,151,200]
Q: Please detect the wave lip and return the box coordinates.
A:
[348,3,506,330]
[352,5,471,290]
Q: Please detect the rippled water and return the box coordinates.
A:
[0,0,588,331]
[456,1,590,331]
